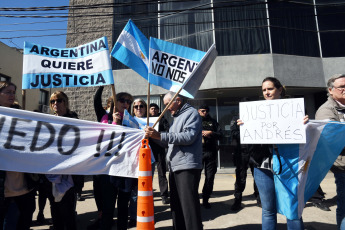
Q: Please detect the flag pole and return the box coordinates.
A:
[22,89,26,110]
[111,84,117,112]
[147,83,150,126]
[152,86,183,129]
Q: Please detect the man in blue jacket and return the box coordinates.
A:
[145,91,203,230]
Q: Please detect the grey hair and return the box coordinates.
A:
[164,91,186,104]
[327,74,345,96]
[327,74,345,89]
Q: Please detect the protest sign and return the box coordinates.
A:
[22,37,114,89]
[0,106,144,177]
[148,37,206,98]
[239,98,306,144]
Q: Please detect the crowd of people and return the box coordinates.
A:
[0,73,344,230]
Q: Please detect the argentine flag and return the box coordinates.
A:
[122,110,157,130]
[149,38,217,98]
[111,19,149,79]
[274,120,345,220]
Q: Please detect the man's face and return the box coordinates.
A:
[149,106,159,117]
[198,109,208,117]
[163,97,180,116]
[329,77,345,104]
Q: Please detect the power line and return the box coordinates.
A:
[1,0,345,40]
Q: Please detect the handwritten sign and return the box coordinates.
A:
[239,98,306,144]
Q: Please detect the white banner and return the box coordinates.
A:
[0,107,145,177]
[22,37,114,89]
[239,98,306,144]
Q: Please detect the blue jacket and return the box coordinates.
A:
[160,103,203,172]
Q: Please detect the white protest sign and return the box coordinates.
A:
[239,98,306,144]
[22,37,114,89]
[0,106,145,177]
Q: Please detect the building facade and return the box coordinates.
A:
[66,0,345,168]
[0,42,50,113]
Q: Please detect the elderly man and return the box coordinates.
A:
[145,92,203,230]
[315,73,345,230]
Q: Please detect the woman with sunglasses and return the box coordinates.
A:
[131,98,147,118]
[238,77,308,230]
[43,91,80,230]
[93,86,136,230]
[0,81,36,230]
[127,98,148,228]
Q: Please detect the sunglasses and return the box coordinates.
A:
[118,98,132,104]
[50,99,63,104]
[134,105,144,109]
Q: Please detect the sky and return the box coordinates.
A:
[0,0,69,49]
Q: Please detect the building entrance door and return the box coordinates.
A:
[189,98,239,168]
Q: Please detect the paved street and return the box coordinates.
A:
[31,171,338,230]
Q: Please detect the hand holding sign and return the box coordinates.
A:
[239,98,306,144]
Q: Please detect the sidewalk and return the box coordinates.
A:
[31,172,338,230]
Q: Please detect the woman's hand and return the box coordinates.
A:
[303,115,309,124]
[112,112,122,124]
[237,119,244,126]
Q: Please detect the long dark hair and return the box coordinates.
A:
[262,77,286,98]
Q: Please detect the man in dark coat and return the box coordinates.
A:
[198,104,222,209]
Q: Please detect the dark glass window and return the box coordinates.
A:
[213,0,270,56]
[112,0,158,69]
[268,0,320,57]
[159,0,213,51]
[316,0,345,57]
[39,89,49,105]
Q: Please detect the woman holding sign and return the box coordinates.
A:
[93,87,137,230]
[238,77,308,230]
[0,81,36,230]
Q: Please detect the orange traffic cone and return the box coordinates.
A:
[137,139,155,229]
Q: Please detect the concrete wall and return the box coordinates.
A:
[110,53,327,96]
[322,57,345,83]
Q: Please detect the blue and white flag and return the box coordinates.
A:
[122,109,158,130]
[111,19,149,80]
[274,120,345,220]
[149,37,217,98]
[122,109,140,129]
[22,37,114,89]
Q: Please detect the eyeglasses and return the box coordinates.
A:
[50,99,63,104]
[118,98,132,104]
[199,109,208,113]
[334,86,345,92]
[134,105,144,110]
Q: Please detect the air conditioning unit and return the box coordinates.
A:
[39,104,50,114]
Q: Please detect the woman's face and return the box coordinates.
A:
[133,101,146,118]
[0,85,16,107]
[50,96,67,116]
[116,97,132,113]
[262,80,282,100]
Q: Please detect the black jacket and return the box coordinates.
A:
[201,115,222,153]
[230,115,271,167]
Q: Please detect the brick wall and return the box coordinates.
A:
[65,0,114,121]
